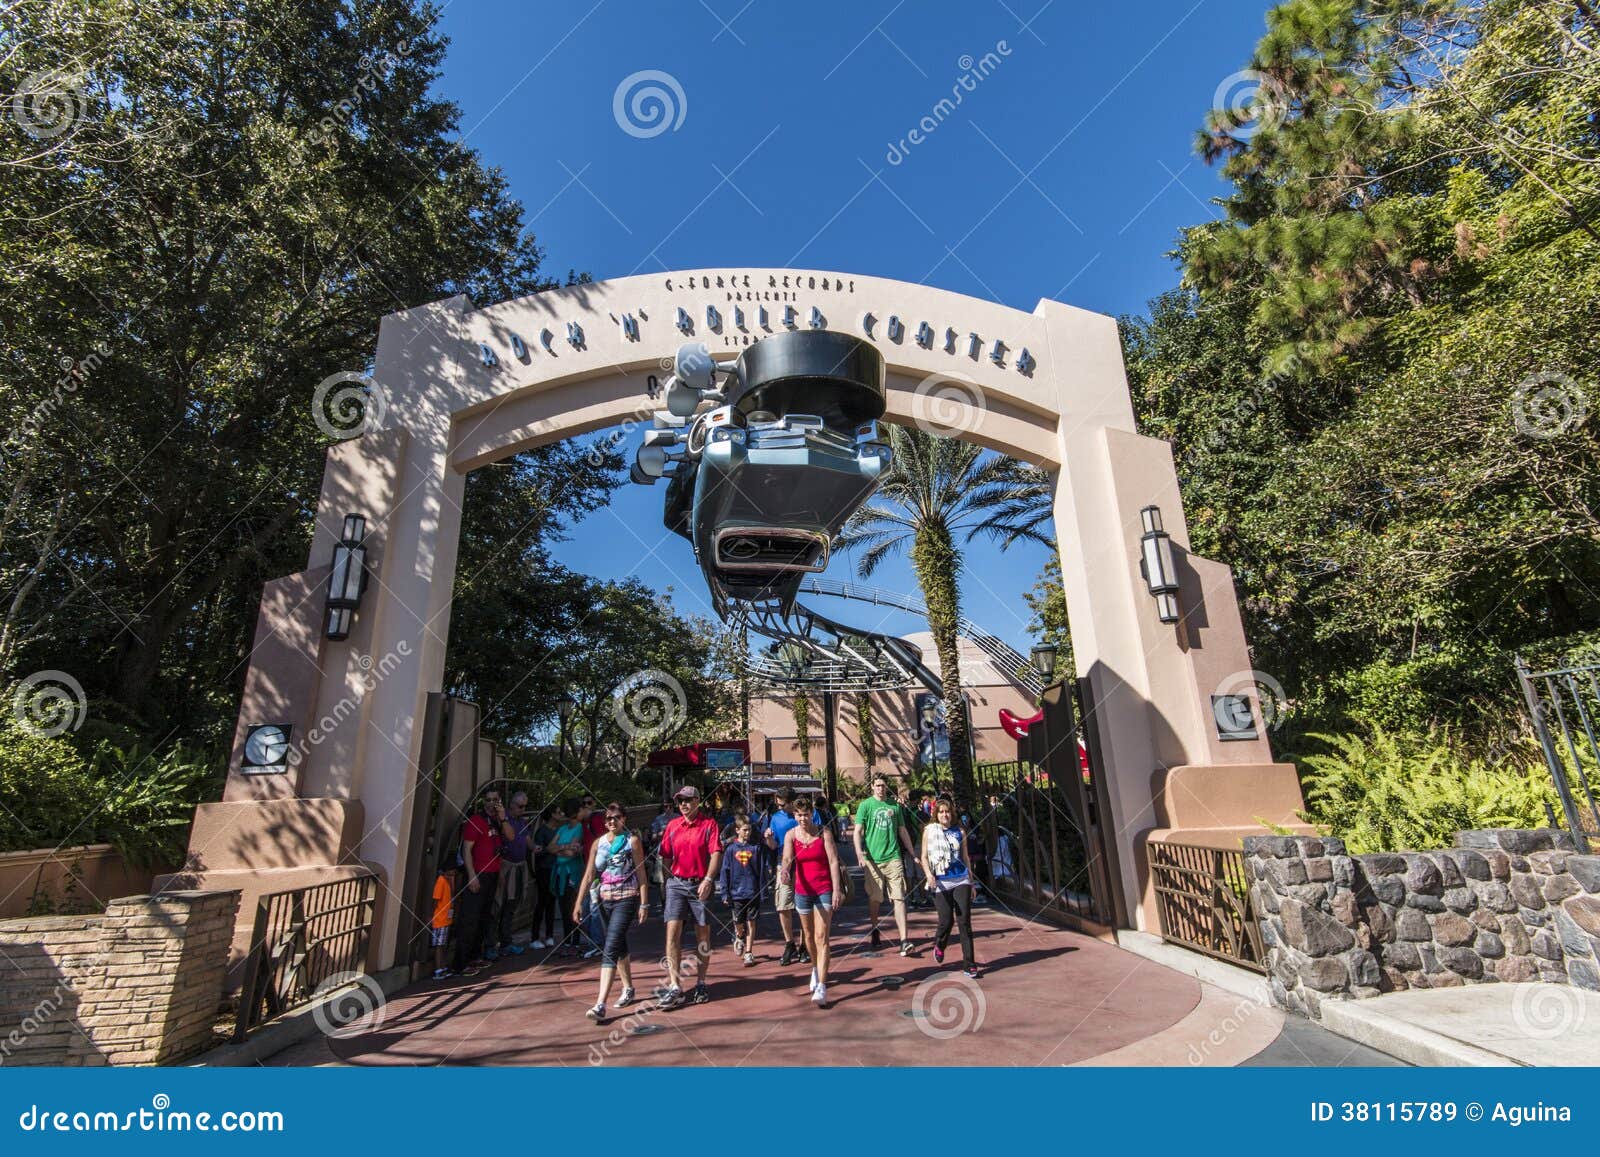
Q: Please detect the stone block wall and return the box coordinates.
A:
[1245,831,1600,1018]
[0,890,239,1065]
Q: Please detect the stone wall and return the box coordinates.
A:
[0,890,238,1065]
[1245,830,1600,1018]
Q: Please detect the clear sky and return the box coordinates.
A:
[431,0,1270,652]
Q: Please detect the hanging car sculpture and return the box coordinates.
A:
[632,329,938,691]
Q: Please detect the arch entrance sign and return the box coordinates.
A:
[161,268,1311,969]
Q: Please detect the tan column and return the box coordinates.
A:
[1036,300,1291,930]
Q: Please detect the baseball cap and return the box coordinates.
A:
[674,785,700,800]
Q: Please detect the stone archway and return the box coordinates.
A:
[163,269,1308,968]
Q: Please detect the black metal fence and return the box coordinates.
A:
[975,759,1113,928]
[1516,656,1600,853]
[234,875,379,1040]
[1147,840,1265,971]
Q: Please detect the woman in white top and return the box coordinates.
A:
[918,796,980,978]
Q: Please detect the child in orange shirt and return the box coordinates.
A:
[432,866,459,979]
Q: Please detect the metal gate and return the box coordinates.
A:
[1516,655,1600,853]
[1146,840,1264,971]
[976,677,1122,930]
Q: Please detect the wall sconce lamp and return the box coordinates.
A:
[1138,505,1181,624]
[325,513,368,640]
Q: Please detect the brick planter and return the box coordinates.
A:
[1245,831,1600,1018]
[0,890,239,1065]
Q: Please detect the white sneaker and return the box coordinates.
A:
[616,986,636,1008]
[743,952,755,967]
[733,935,743,955]
[812,983,826,1005]
[585,1003,605,1022]
[532,939,547,949]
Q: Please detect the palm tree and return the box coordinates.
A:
[836,426,1053,813]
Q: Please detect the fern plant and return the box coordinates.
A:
[1296,727,1558,854]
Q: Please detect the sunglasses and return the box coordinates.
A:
[605,813,625,822]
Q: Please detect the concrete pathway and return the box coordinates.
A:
[1317,983,1600,1066]
[264,894,1396,1067]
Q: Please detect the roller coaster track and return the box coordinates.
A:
[797,578,1042,695]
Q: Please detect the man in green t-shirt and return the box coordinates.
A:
[853,773,916,955]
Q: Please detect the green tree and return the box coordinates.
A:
[1022,552,1075,684]
[837,427,1052,812]
[519,578,737,780]
[443,444,624,743]
[1133,0,1600,739]
[1,0,554,743]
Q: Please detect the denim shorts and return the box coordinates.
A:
[794,890,833,914]
[662,876,710,926]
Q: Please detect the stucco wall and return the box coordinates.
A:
[0,845,163,919]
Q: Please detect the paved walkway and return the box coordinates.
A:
[267,891,1398,1067]
[1317,983,1600,1066]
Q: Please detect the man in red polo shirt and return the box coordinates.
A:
[656,785,722,1008]
[455,790,505,972]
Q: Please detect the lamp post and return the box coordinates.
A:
[1029,642,1058,687]
[557,692,576,767]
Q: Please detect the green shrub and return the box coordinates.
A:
[0,717,219,864]
[0,718,101,854]
[1295,727,1557,854]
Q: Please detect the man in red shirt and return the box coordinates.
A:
[656,785,723,1008]
[455,790,505,972]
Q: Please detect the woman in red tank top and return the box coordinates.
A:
[781,794,843,1007]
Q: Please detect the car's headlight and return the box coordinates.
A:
[709,426,746,445]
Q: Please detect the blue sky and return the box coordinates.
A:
[433,0,1270,652]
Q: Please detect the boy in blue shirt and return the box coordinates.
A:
[720,818,762,966]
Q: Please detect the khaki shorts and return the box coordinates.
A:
[862,856,906,904]
[774,877,796,912]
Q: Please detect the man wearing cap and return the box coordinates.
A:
[657,785,723,1008]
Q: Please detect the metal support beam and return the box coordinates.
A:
[822,690,839,801]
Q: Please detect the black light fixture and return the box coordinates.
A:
[1030,642,1058,683]
[324,513,368,640]
[1138,505,1181,624]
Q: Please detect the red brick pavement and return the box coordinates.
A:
[268,899,1204,1067]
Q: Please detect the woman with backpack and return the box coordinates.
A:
[571,802,648,1023]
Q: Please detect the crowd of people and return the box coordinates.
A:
[428,774,990,1020]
